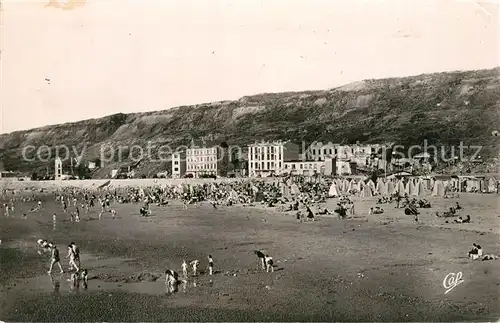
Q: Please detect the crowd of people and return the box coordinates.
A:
[0,176,498,294]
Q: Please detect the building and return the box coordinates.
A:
[284,160,325,176]
[247,140,300,177]
[171,151,186,178]
[186,146,220,178]
[305,142,384,167]
[324,158,354,175]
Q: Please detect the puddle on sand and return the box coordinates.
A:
[5,273,204,297]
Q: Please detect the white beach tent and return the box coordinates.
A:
[487,177,497,193]
[361,185,373,198]
[393,180,405,195]
[347,180,355,192]
[328,183,339,197]
[366,180,376,192]
[408,180,417,196]
[280,182,291,197]
[432,180,445,197]
[404,181,411,195]
[416,180,426,196]
[290,183,301,195]
[376,179,389,195]
[387,181,395,195]
[341,179,349,193]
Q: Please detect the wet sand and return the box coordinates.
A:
[1,194,499,321]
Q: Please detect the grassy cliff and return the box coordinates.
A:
[1,67,499,177]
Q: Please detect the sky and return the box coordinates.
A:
[0,0,498,134]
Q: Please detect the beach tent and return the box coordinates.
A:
[361,185,373,198]
[290,183,300,195]
[408,180,417,196]
[335,178,343,188]
[347,180,355,192]
[488,177,497,193]
[387,181,395,195]
[366,180,376,192]
[328,183,339,197]
[418,180,427,196]
[404,181,410,195]
[341,179,349,193]
[393,180,405,195]
[376,180,389,195]
[432,180,445,197]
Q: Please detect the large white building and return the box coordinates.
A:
[284,160,325,176]
[186,147,219,178]
[305,142,383,167]
[171,151,186,178]
[247,140,299,177]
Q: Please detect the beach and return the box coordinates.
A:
[0,193,499,321]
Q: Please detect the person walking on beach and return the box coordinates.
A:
[66,244,79,272]
[207,255,214,276]
[70,242,81,269]
[48,244,64,274]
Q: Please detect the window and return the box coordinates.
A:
[174,167,179,172]
[174,161,179,165]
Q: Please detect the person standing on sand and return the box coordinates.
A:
[75,206,80,222]
[48,244,64,274]
[190,260,199,276]
[207,255,214,275]
[265,255,274,273]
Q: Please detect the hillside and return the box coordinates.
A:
[1,68,499,177]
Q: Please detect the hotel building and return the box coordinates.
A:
[247,140,300,177]
[186,146,220,178]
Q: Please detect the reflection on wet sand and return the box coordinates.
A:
[49,275,61,296]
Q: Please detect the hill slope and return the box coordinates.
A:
[1,68,499,177]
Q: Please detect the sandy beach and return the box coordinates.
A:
[0,193,499,321]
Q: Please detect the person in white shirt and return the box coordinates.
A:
[207,255,214,276]
[265,255,274,273]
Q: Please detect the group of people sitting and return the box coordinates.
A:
[468,243,498,261]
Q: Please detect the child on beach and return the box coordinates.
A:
[207,255,214,275]
[181,260,188,277]
[265,255,274,273]
[110,209,117,219]
[190,260,199,276]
